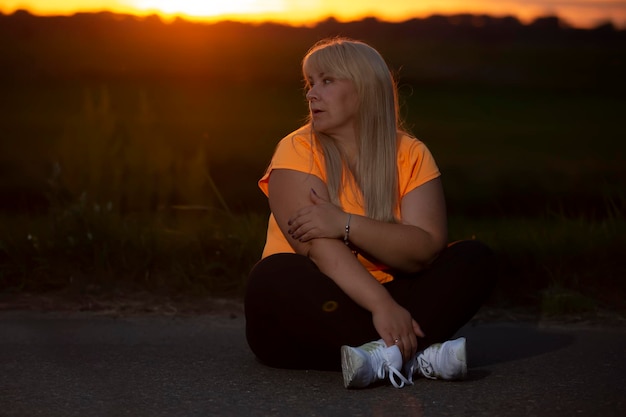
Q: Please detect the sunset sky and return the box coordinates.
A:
[1,0,624,28]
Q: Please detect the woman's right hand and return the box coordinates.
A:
[287,188,345,242]
[371,300,425,363]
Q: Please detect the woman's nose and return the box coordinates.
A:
[306,87,317,101]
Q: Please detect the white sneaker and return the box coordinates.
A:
[405,337,467,382]
[341,339,411,389]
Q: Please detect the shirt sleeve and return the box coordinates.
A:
[258,131,326,197]
[398,137,441,197]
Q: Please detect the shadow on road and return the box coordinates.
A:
[457,322,575,367]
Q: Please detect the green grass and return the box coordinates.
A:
[0,82,277,299]
[0,202,268,299]
[2,193,623,311]
[448,204,626,311]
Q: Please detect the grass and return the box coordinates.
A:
[1,82,625,314]
[448,203,626,311]
[2,193,624,313]
[0,201,268,299]
[0,84,273,301]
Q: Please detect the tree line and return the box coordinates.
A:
[1,10,624,92]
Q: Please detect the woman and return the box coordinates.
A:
[245,37,496,389]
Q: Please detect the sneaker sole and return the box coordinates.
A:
[341,345,366,388]
[450,337,467,380]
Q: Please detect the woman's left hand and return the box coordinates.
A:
[287,188,346,242]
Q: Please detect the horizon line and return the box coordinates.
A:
[1,8,622,30]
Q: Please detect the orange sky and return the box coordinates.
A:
[1,0,624,28]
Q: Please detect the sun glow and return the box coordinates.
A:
[130,0,287,19]
[0,1,623,29]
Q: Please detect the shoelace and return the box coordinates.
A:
[370,347,412,389]
[388,366,412,388]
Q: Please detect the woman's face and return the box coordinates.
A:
[305,69,359,139]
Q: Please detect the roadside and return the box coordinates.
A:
[1,290,625,328]
[0,291,245,317]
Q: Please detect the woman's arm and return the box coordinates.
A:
[268,168,424,357]
[268,168,392,310]
[348,178,448,272]
[288,177,448,273]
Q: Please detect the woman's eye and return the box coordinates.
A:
[323,78,332,84]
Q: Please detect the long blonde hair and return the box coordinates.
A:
[303,37,402,222]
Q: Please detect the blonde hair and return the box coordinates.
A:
[303,37,402,222]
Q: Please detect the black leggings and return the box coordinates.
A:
[245,240,497,371]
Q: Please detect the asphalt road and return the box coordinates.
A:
[1,309,625,417]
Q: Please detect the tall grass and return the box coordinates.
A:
[52,87,220,213]
[0,83,624,313]
[0,87,268,299]
[449,195,626,312]
[0,206,267,298]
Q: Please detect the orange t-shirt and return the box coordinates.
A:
[258,126,441,284]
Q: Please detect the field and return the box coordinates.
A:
[0,12,625,313]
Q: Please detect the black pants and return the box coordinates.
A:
[245,240,497,371]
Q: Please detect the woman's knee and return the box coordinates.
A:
[447,239,493,258]
[445,240,495,267]
[245,252,326,315]
[438,240,498,287]
[247,253,312,292]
